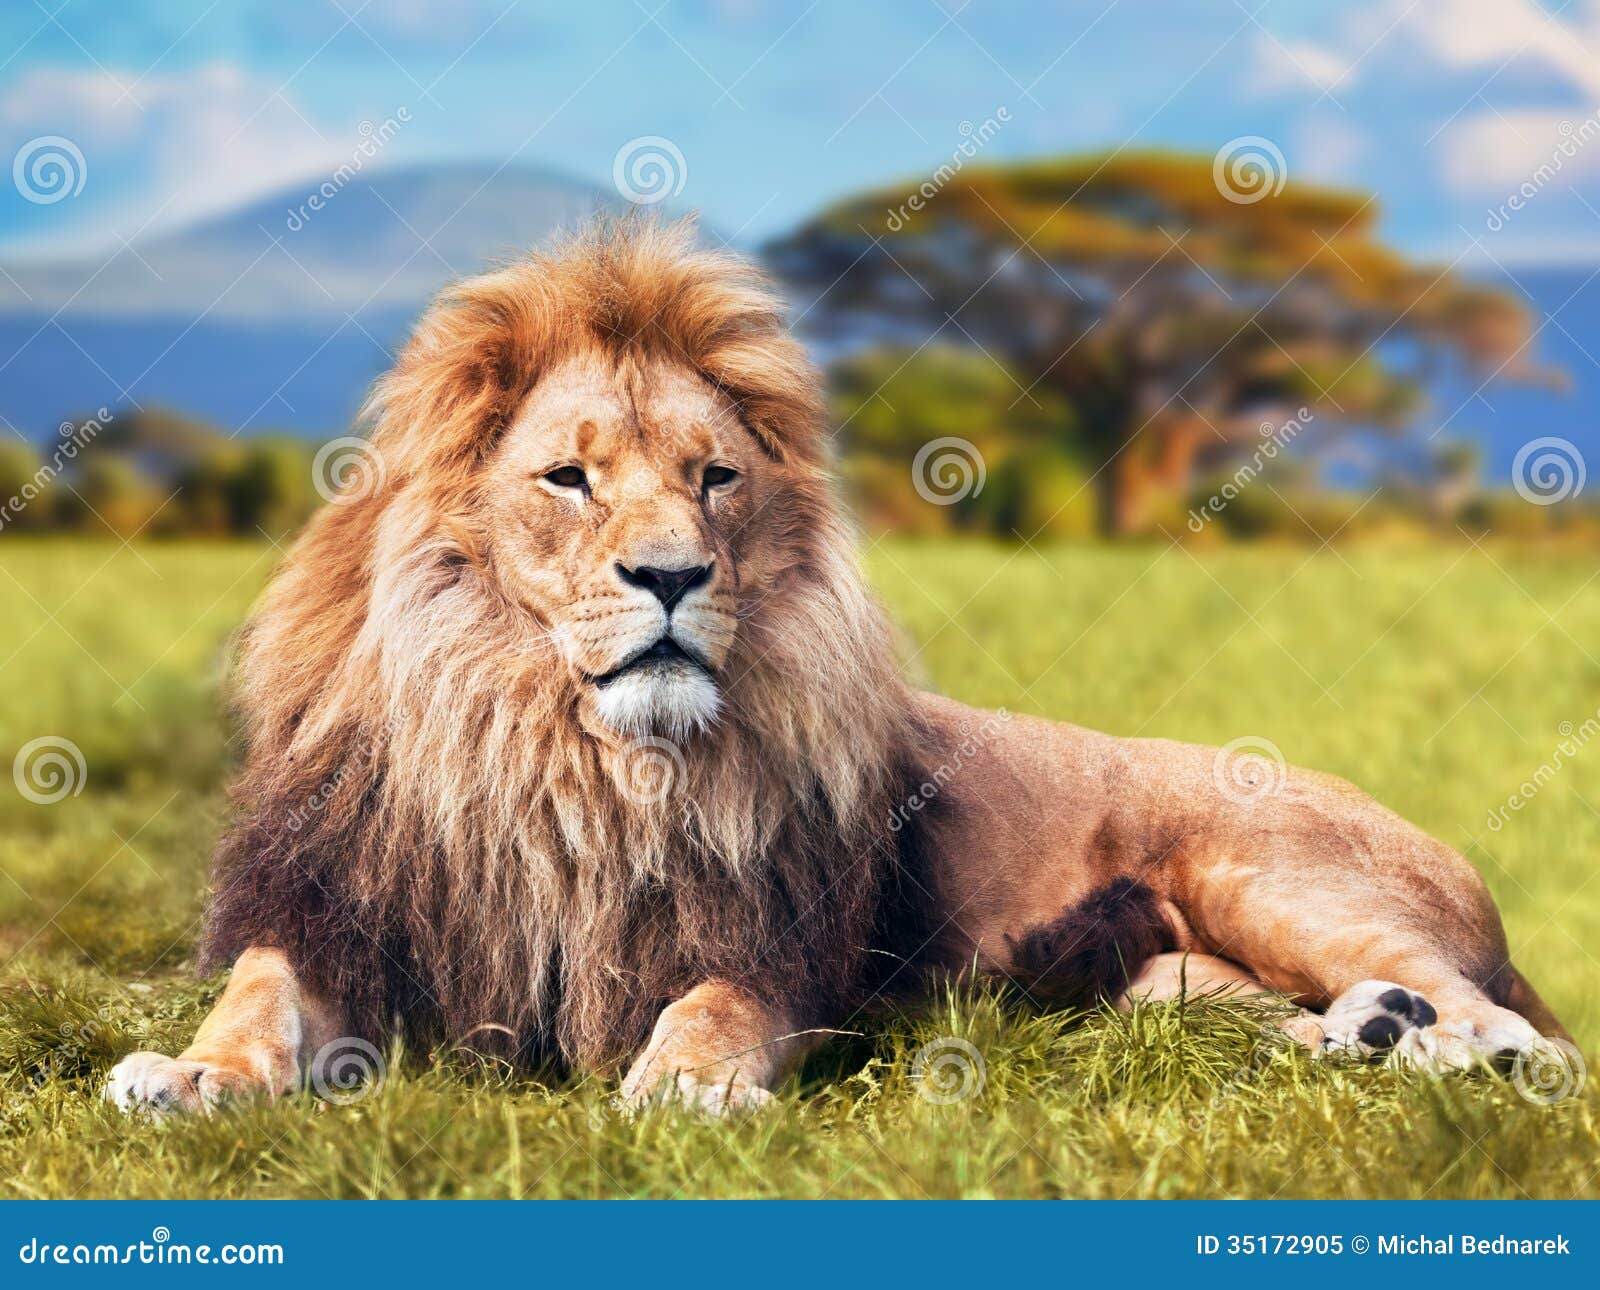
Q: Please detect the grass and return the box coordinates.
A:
[1,536,1598,1199]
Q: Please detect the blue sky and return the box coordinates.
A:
[4,0,1600,262]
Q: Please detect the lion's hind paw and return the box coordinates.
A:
[1314,980,1437,1060]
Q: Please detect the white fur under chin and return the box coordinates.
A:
[590,666,723,740]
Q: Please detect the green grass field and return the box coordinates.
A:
[1,536,1597,1199]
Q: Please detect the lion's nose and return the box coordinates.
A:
[615,561,713,611]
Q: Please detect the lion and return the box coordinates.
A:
[106,219,1568,1116]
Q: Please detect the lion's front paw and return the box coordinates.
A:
[103,1051,260,1115]
[623,1071,775,1118]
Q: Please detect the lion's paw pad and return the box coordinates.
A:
[1316,980,1436,1059]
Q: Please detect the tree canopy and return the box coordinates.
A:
[770,151,1546,535]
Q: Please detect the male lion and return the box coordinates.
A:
[107,221,1566,1115]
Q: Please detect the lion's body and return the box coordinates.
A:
[106,221,1565,1117]
[912,694,1563,1039]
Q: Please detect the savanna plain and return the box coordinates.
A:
[1,537,1596,1199]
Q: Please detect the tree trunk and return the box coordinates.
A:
[1091,420,1205,537]
[1093,447,1147,538]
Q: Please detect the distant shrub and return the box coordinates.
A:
[2,408,323,540]
[832,346,1097,538]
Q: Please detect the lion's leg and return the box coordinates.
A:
[1117,951,1271,1007]
[105,947,342,1114]
[620,980,813,1115]
[1180,845,1559,1071]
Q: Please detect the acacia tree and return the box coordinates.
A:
[768,151,1543,536]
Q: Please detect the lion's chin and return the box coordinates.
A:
[588,665,723,741]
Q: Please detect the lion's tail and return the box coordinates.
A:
[1005,877,1177,1011]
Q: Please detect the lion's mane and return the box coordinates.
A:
[200,221,939,1072]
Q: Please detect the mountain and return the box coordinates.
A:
[0,162,658,437]
[0,162,625,321]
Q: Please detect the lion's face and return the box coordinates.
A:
[482,350,785,739]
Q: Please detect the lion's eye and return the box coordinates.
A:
[543,466,588,492]
[702,465,739,492]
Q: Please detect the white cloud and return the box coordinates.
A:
[1440,109,1600,192]
[1250,1,1600,99]
[1,61,361,251]
[1249,32,1354,94]
[1405,0,1600,96]
[1294,114,1368,184]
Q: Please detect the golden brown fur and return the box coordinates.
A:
[106,218,1568,1116]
